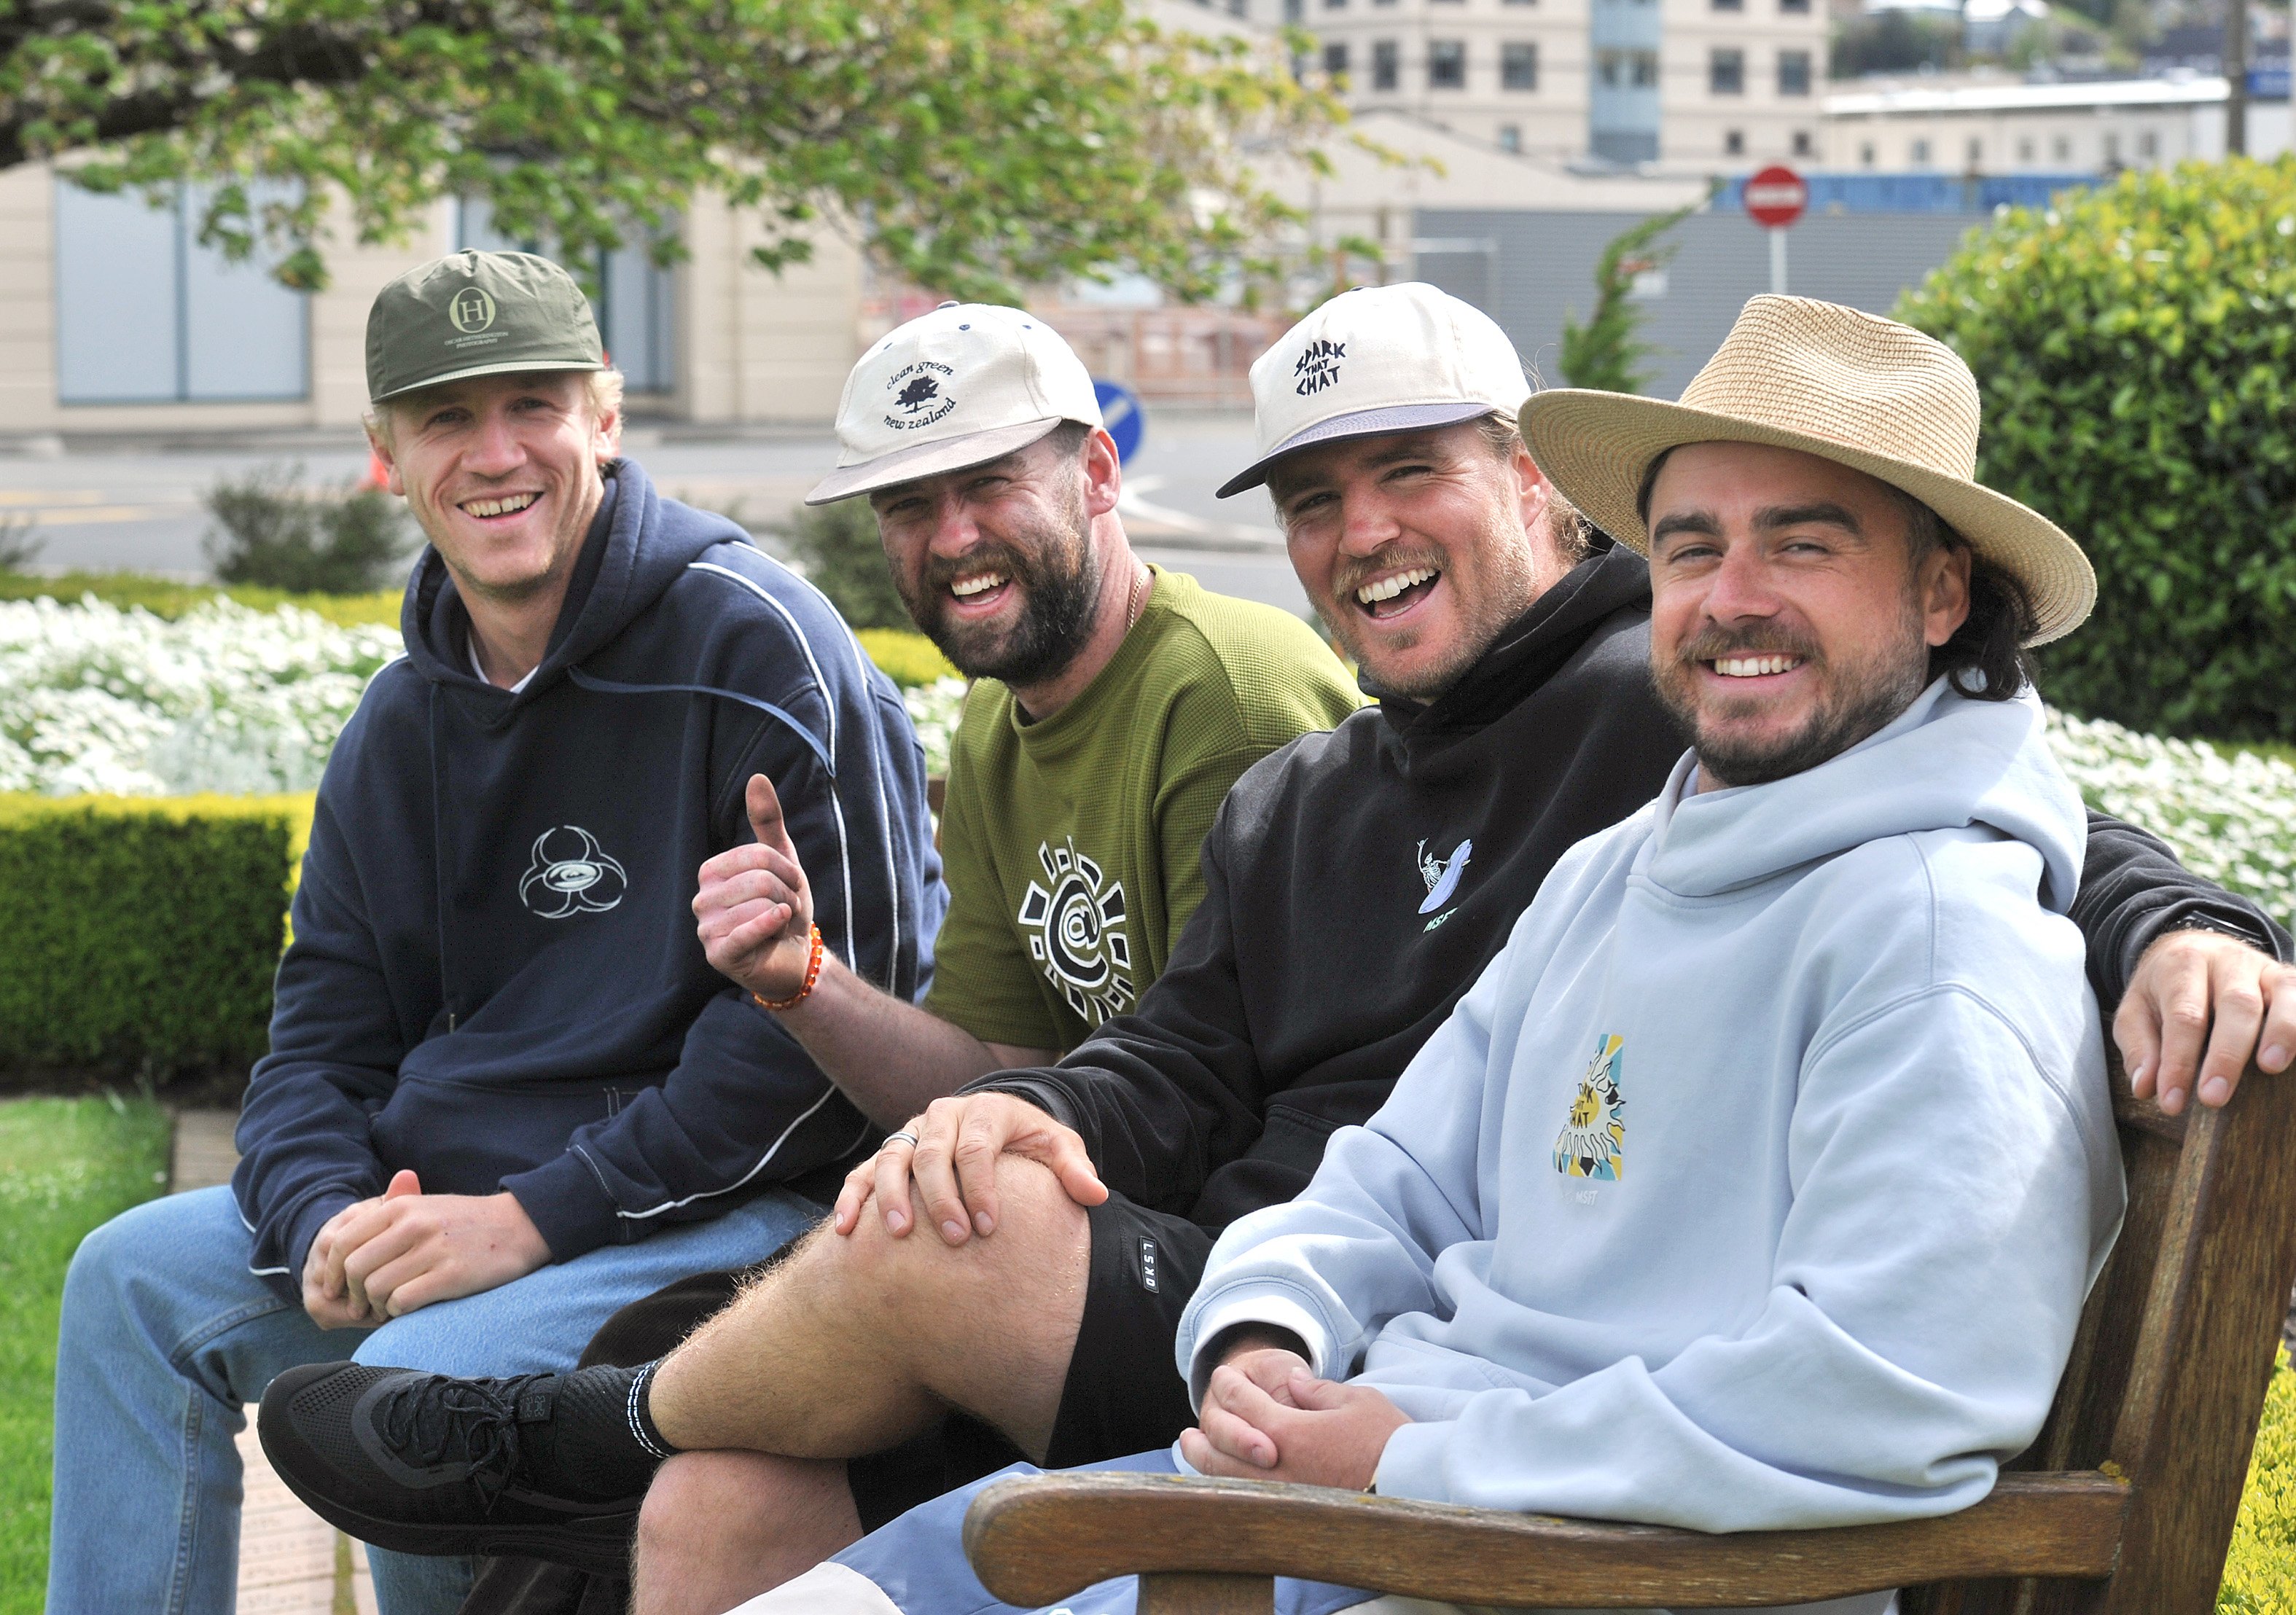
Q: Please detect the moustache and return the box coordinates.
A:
[1331,547,1447,603]
[1673,626,1823,668]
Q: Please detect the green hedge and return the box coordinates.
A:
[0,568,402,627]
[1899,157,2296,741]
[0,795,312,1082]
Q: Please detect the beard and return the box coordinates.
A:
[898,498,1104,688]
[1653,594,1932,789]
[1323,531,1543,704]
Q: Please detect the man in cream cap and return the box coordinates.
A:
[262,292,2289,1615]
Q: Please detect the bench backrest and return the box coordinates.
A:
[1909,1054,2296,1614]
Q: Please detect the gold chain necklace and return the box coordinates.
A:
[1125,563,1149,630]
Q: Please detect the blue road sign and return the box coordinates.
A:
[1094,379,1147,465]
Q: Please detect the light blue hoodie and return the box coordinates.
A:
[1176,680,2123,1572]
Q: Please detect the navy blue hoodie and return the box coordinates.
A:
[233,458,944,1293]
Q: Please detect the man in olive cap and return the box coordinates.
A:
[45,250,943,1615]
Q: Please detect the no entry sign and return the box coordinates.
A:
[1744,166,1808,230]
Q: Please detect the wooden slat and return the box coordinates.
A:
[2109,1087,2188,1146]
[1138,1573,1273,1615]
[962,1471,2128,1611]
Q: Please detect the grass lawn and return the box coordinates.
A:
[0,1095,171,1614]
[0,1100,2292,1608]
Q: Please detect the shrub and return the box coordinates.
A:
[0,569,401,627]
[856,627,957,689]
[203,462,417,595]
[1899,157,2296,742]
[779,499,913,632]
[0,794,311,1083]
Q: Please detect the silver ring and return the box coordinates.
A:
[884,1130,921,1150]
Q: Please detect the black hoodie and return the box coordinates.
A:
[233,461,944,1293]
[972,540,2289,1230]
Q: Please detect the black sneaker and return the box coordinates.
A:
[257,1363,650,1576]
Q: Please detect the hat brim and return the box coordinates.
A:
[1518,390,2096,646]
[370,356,605,405]
[1214,402,1504,499]
[805,418,1069,506]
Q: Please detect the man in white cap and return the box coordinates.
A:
[259,289,2291,1615]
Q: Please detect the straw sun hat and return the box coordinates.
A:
[1518,295,2094,646]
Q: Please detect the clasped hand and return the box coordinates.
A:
[1179,1341,1410,1492]
[301,1169,550,1329]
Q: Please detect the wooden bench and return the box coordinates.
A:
[964,1054,2296,1614]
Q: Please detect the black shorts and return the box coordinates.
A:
[1042,1193,1213,1467]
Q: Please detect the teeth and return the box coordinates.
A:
[462,493,539,518]
[950,574,1006,598]
[1713,654,1803,677]
[1356,567,1437,606]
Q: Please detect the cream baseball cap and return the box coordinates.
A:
[805,303,1104,504]
[1217,283,1531,498]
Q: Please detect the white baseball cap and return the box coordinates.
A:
[1217,283,1531,498]
[805,302,1104,504]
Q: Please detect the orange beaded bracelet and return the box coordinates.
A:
[751,923,824,1012]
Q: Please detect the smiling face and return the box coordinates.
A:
[1644,442,1972,790]
[372,370,618,606]
[868,425,1118,687]
[1267,421,1555,702]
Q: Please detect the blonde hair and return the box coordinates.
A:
[364,368,625,459]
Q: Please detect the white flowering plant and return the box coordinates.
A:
[2047,709,2296,932]
[0,595,399,797]
[3,598,2287,935]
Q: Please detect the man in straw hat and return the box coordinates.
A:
[256,289,2288,1615]
[604,297,2245,1615]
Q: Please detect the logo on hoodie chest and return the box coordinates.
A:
[1554,1034,1626,1182]
[1418,838,1474,929]
[519,826,628,919]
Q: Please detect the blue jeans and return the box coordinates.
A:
[47,1183,821,1615]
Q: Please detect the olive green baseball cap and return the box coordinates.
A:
[365,250,605,404]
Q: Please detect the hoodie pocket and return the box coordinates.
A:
[370,1075,636,1197]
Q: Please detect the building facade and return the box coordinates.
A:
[1820,75,2294,173]
[1226,0,1822,166]
[0,163,864,442]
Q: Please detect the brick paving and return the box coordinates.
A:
[171,1108,375,1615]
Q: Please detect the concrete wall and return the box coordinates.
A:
[1416,205,1980,395]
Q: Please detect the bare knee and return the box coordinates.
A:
[633,1450,859,1615]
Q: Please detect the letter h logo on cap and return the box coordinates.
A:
[449,287,498,334]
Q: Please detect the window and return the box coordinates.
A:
[1429,39,1467,87]
[1710,48,1744,93]
[55,180,308,404]
[1910,137,1932,165]
[2138,129,2159,160]
[1724,128,1746,155]
[2017,136,2035,162]
[1781,0,1812,12]
[1324,40,1351,77]
[458,197,676,392]
[1498,123,1523,151]
[1598,49,1657,85]
[1502,41,1539,88]
[1372,39,1400,88]
[2103,132,2120,165]
[1324,0,1346,10]
[1284,0,1303,16]
[1713,0,1744,11]
[1859,140,1876,166]
[1966,136,1983,167]
[2052,133,2071,161]
[1504,0,1538,7]
[1778,50,1811,94]
[1792,129,1814,156]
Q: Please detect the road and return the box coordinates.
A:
[0,409,1311,617]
